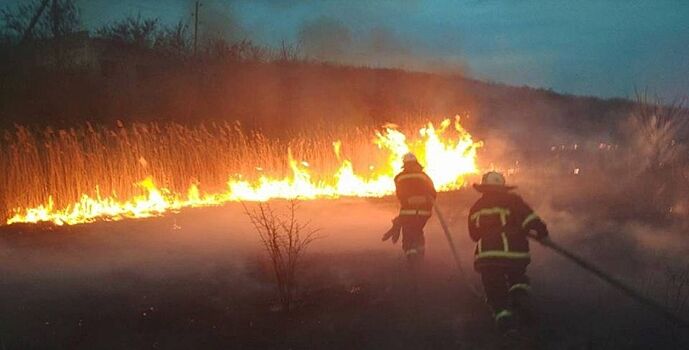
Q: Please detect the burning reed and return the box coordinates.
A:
[1,118,481,225]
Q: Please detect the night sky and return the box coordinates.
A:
[3,0,688,100]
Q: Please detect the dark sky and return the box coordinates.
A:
[3,0,689,99]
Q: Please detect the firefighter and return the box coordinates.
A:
[468,171,548,333]
[382,153,437,265]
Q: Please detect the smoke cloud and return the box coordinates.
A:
[295,15,467,75]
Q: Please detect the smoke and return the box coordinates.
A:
[0,199,397,281]
[286,13,467,74]
[298,17,352,61]
[188,0,244,43]
[366,26,408,57]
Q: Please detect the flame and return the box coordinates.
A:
[6,118,482,226]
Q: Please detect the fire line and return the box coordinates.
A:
[6,118,482,226]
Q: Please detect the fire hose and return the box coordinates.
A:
[433,205,482,298]
[529,236,689,329]
[433,204,689,329]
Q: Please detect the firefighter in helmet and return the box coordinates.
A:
[468,171,548,333]
[382,153,437,265]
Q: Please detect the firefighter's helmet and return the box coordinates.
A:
[473,171,516,192]
[402,152,418,163]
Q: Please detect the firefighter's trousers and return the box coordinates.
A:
[399,215,428,259]
[478,263,530,315]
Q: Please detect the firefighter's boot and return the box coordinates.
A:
[509,285,535,326]
[494,309,517,334]
[405,246,425,270]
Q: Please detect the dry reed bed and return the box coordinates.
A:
[0,120,416,221]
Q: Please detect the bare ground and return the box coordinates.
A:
[1,188,688,349]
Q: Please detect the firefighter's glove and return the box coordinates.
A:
[529,225,549,244]
[381,217,402,244]
[530,220,549,239]
[536,223,549,240]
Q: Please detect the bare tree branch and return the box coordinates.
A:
[242,199,322,312]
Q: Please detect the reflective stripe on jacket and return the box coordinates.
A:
[394,164,436,217]
[468,191,547,264]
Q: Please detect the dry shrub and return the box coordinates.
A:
[619,93,689,217]
[663,264,689,316]
[626,93,688,172]
[243,200,320,312]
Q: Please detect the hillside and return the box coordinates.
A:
[0,38,634,147]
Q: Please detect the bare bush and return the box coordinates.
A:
[201,38,267,63]
[626,93,688,172]
[154,20,191,58]
[96,15,160,48]
[663,264,689,316]
[274,40,303,63]
[243,200,320,312]
[621,93,689,215]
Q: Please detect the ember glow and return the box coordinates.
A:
[6,118,481,226]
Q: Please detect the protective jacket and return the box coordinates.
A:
[394,162,436,217]
[468,191,547,268]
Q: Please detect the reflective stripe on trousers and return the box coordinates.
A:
[495,309,513,321]
[476,250,531,259]
[509,283,531,293]
[405,246,425,256]
[399,209,431,216]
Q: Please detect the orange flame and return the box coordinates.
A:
[6,118,481,226]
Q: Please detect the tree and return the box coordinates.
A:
[243,200,320,312]
[0,0,80,43]
[96,15,159,48]
[47,0,79,39]
[203,38,267,63]
[154,20,191,57]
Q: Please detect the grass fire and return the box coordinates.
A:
[2,118,480,226]
[1,1,689,349]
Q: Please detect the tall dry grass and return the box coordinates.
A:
[0,120,423,222]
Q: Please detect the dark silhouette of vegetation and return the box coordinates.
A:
[1,0,80,43]
[96,15,160,49]
[155,21,191,57]
[202,37,267,62]
[663,264,689,316]
[0,4,648,146]
[622,93,689,216]
[243,200,320,312]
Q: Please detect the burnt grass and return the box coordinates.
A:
[1,183,689,349]
[0,221,487,349]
